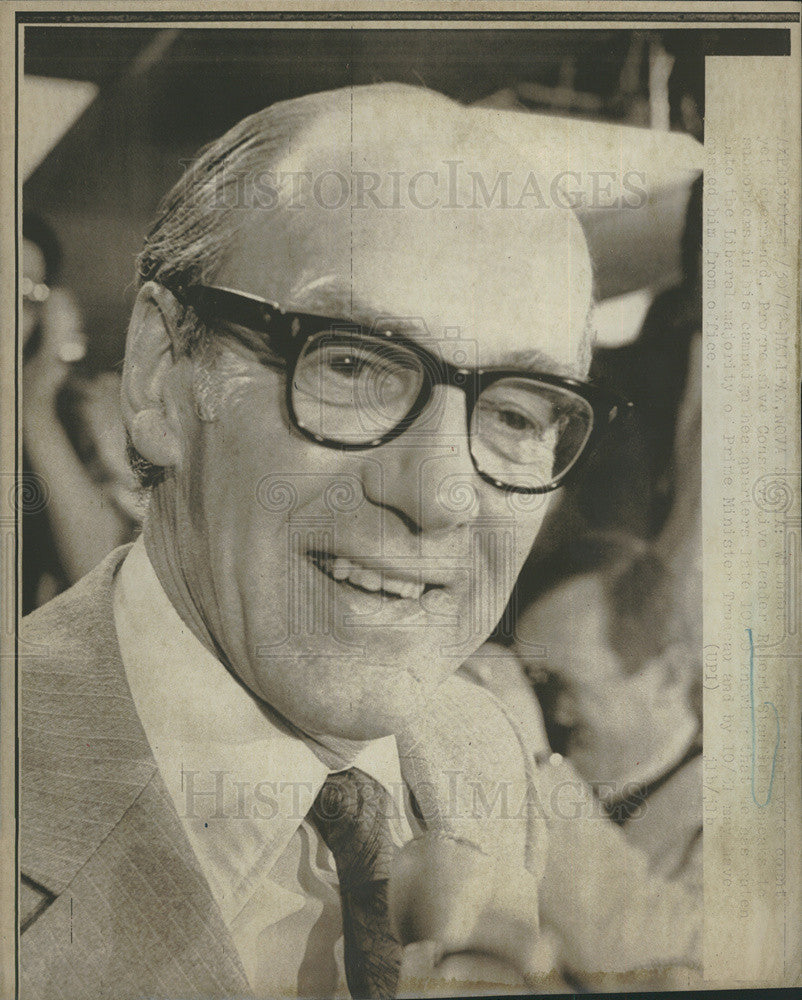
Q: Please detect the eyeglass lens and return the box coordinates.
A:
[291,331,594,490]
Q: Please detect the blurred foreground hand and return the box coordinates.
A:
[390,834,556,997]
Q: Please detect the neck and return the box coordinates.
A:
[143,481,220,658]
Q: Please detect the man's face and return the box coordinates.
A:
[168,113,593,742]
[515,574,663,786]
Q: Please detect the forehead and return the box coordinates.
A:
[214,106,593,375]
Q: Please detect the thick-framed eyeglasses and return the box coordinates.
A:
[174,283,632,495]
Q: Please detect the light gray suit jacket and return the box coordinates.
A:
[20,547,253,998]
[19,547,540,999]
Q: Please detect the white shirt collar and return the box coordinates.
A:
[112,536,408,924]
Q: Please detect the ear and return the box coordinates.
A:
[121,282,186,470]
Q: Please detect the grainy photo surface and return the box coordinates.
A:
[2,3,799,998]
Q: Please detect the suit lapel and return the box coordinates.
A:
[21,546,154,894]
[21,774,249,999]
[20,547,249,997]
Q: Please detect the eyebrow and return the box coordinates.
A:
[294,284,427,337]
[479,348,584,379]
[289,280,384,321]
[293,283,587,379]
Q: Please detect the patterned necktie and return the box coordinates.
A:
[309,768,402,999]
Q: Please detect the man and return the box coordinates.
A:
[19,84,687,998]
[515,535,702,887]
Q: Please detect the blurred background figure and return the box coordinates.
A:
[514,534,702,890]
[587,175,703,539]
[520,172,702,556]
[516,535,699,787]
[22,213,143,614]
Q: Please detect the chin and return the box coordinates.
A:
[296,674,437,744]
[332,714,401,742]
[284,702,405,745]
[245,640,455,744]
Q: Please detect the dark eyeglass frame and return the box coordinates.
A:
[174,283,633,494]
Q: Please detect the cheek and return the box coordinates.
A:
[195,372,298,511]
[508,494,552,563]
[185,381,302,580]
[194,378,365,583]
[477,498,550,590]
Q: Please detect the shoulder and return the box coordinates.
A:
[21,544,131,657]
[622,748,702,887]
[458,642,550,757]
[413,667,527,745]
[20,545,132,723]
[396,669,530,785]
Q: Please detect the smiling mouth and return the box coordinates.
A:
[307,550,443,602]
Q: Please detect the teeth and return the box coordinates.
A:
[332,558,351,581]
[348,567,383,592]
[313,554,427,600]
[392,580,425,600]
[420,588,451,613]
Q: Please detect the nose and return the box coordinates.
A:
[360,385,484,535]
